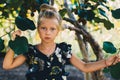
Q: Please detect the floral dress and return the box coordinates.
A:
[23,42,72,80]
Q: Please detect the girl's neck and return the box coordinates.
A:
[37,42,56,56]
[40,42,55,48]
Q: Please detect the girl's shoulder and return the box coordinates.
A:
[28,44,35,51]
[57,42,72,60]
[57,42,71,52]
[24,44,37,55]
[28,44,37,50]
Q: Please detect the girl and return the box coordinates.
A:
[3,4,120,80]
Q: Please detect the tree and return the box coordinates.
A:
[0,0,120,80]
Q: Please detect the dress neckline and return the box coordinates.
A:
[34,43,58,57]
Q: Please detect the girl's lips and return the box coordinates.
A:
[45,37,51,39]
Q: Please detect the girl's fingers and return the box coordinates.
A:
[118,54,120,62]
[112,54,120,65]
[12,30,22,40]
[112,58,118,65]
[106,54,120,66]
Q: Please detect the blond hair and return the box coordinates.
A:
[37,4,62,30]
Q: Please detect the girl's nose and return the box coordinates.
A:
[46,29,51,34]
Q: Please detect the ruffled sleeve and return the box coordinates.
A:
[57,42,72,64]
[23,44,35,64]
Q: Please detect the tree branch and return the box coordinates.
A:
[63,17,104,60]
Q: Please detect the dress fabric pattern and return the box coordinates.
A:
[23,42,72,80]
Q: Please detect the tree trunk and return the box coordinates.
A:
[63,1,106,79]
[76,33,90,80]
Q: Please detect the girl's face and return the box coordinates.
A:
[38,18,59,43]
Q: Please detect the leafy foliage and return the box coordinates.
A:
[0,38,5,51]
[77,10,95,21]
[103,63,120,79]
[59,8,67,18]
[109,63,120,79]
[98,8,108,19]
[0,0,23,18]
[0,0,117,30]
[103,41,120,79]
[103,41,117,54]
[112,8,120,19]
[19,0,49,17]
[8,36,29,55]
[0,0,49,27]
[94,17,114,30]
[103,19,114,30]
[15,16,36,31]
[60,0,117,30]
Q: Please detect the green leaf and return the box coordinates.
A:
[59,8,67,18]
[90,0,106,3]
[15,16,36,31]
[109,63,120,79]
[99,2,110,10]
[86,10,95,21]
[112,8,120,19]
[94,17,114,30]
[2,11,9,18]
[90,0,98,2]
[103,63,120,79]
[94,17,103,23]
[0,38,5,51]
[98,8,108,19]
[103,19,114,30]
[103,41,116,54]
[103,67,110,73]
[78,10,95,21]
[78,9,86,18]
[8,36,29,55]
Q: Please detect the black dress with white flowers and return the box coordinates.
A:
[23,42,72,80]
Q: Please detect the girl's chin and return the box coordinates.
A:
[42,40,54,43]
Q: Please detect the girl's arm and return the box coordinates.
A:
[3,30,26,70]
[70,54,119,73]
[3,48,26,70]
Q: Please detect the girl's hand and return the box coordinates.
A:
[105,54,120,66]
[12,30,22,40]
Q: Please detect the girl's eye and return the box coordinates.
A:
[40,27,46,30]
[50,28,56,31]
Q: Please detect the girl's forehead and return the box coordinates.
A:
[41,17,58,22]
[40,18,59,25]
